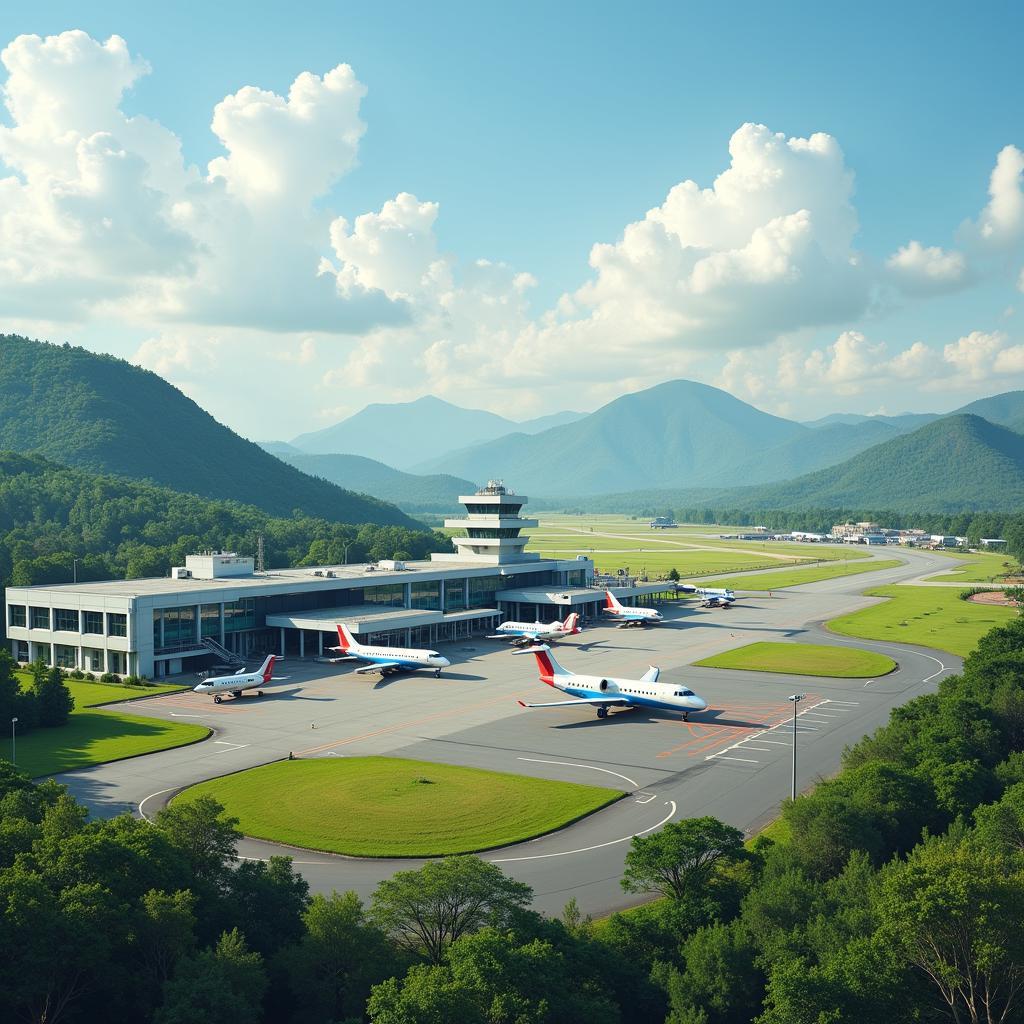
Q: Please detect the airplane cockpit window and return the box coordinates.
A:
[681,688,694,696]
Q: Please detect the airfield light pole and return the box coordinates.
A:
[10,717,17,767]
[787,694,805,800]
[343,542,351,565]
[73,557,80,583]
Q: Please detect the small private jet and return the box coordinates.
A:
[329,624,451,677]
[515,644,707,721]
[193,655,288,703]
[488,612,581,647]
[602,589,663,627]
[678,584,737,606]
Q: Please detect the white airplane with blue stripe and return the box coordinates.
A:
[603,590,663,627]
[329,624,451,677]
[515,645,707,721]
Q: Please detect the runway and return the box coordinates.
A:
[55,548,961,917]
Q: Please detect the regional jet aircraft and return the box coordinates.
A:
[193,655,288,703]
[515,645,707,720]
[488,612,581,647]
[602,589,663,627]
[679,584,736,604]
[329,624,451,677]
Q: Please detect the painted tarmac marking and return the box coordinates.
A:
[714,755,759,764]
[517,757,639,789]
[491,800,677,863]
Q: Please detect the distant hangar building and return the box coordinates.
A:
[5,481,667,678]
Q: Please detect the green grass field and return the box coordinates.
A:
[693,641,896,678]
[921,550,1021,583]
[174,757,624,857]
[12,675,207,777]
[828,585,1017,657]
[708,558,903,591]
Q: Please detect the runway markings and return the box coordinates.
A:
[213,741,249,754]
[516,757,639,789]
[490,800,677,863]
[635,791,657,804]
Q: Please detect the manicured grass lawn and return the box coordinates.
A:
[16,672,185,707]
[175,757,624,857]
[536,546,795,577]
[12,673,206,777]
[693,641,896,678]
[13,712,208,778]
[828,585,1017,657]
[922,550,1021,583]
[707,558,903,591]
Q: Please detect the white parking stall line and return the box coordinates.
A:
[713,755,760,764]
[740,746,772,752]
[517,757,639,789]
[213,741,250,754]
[634,791,657,804]
[828,700,860,706]
[756,739,792,745]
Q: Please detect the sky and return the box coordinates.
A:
[1,0,1023,439]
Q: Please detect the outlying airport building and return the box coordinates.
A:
[5,482,668,678]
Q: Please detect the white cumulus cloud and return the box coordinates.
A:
[886,240,967,294]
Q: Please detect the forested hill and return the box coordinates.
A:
[0,336,417,527]
[563,414,1024,514]
[0,451,446,587]
[273,452,476,512]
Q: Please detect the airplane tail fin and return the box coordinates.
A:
[260,655,276,683]
[640,666,660,683]
[563,612,580,633]
[336,623,359,652]
[604,590,624,611]
[513,643,572,686]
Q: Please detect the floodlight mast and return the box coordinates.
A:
[787,694,805,800]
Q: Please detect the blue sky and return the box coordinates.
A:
[1,2,1022,436]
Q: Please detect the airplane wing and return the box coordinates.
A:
[354,662,404,674]
[235,666,248,675]
[486,633,521,639]
[517,697,628,709]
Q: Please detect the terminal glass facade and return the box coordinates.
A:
[54,644,77,668]
[224,598,255,632]
[107,613,127,637]
[30,607,50,630]
[82,611,104,635]
[463,503,523,515]
[54,608,78,632]
[364,584,404,608]
[410,581,440,610]
[444,584,466,612]
[468,576,500,608]
[201,604,221,637]
[156,607,197,647]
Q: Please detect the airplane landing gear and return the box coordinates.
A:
[231,690,243,699]
[214,695,222,704]
[257,690,264,697]
[434,669,441,678]
[682,711,689,721]
[597,706,609,719]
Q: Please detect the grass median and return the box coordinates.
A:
[921,550,1021,583]
[693,641,896,678]
[828,584,1017,657]
[174,756,624,857]
[706,558,903,592]
[13,676,206,777]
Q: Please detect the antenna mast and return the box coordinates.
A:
[256,533,265,573]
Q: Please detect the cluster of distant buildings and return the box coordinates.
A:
[711,520,1008,550]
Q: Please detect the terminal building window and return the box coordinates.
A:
[30,607,50,630]
[34,642,51,664]
[201,604,222,637]
[82,647,104,672]
[567,569,588,586]
[224,599,255,632]
[410,581,440,611]
[8,605,25,628]
[107,651,126,674]
[463,503,524,515]
[468,576,499,608]
[365,584,404,608]
[157,607,197,646]
[82,611,104,635]
[444,584,466,612]
[15,640,28,662]
[107,613,127,637]
[54,644,77,668]
[464,529,522,539]
[54,608,79,632]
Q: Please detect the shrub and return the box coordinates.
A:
[100,672,118,684]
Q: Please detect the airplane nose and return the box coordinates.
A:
[694,697,708,711]
[437,657,451,667]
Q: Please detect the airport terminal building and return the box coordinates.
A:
[5,483,667,678]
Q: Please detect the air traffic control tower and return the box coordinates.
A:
[435,480,540,564]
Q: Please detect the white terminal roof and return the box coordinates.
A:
[265,604,500,634]
[5,557,586,602]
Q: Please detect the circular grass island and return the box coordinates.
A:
[173,756,625,857]
[693,641,897,678]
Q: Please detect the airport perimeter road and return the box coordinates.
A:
[56,549,962,918]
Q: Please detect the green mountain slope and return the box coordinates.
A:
[569,415,1024,513]
[0,336,416,526]
[290,396,583,468]
[416,380,844,494]
[954,390,1024,434]
[275,452,477,512]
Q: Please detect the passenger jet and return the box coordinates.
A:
[329,624,451,677]
[602,590,663,627]
[193,655,288,703]
[679,584,736,604]
[488,612,581,647]
[515,645,707,720]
